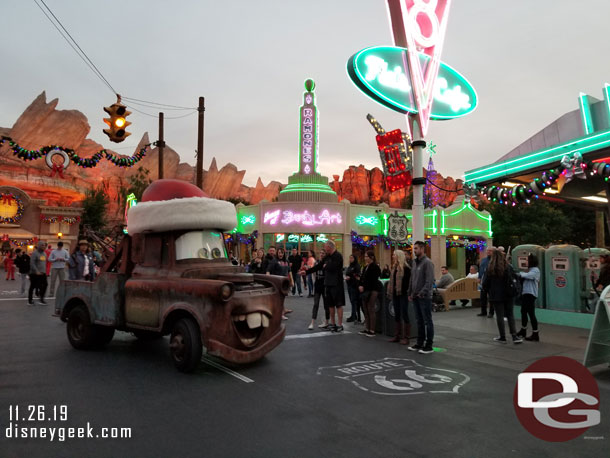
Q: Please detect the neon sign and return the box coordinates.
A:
[299,79,318,175]
[240,215,256,225]
[397,0,453,137]
[300,235,313,243]
[263,209,342,227]
[276,233,285,243]
[347,46,477,120]
[317,234,328,243]
[264,209,280,225]
[288,234,300,243]
[355,215,379,226]
[124,193,138,233]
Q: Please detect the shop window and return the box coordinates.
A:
[59,222,70,235]
[263,233,273,252]
[50,222,59,234]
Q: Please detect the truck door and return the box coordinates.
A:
[125,235,171,328]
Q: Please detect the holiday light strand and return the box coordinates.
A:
[0,135,150,168]
[40,214,81,225]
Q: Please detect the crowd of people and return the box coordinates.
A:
[242,241,553,350]
[244,240,437,354]
[0,239,101,305]
[1,236,578,347]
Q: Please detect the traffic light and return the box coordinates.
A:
[103,103,131,143]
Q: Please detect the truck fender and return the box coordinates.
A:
[161,303,206,338]
[61,295,95,323]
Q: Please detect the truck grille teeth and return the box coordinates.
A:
[232,312,270,347]
[232,312,269,329]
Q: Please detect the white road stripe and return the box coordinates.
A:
[0,296,56,302]
[201,357,254,383]
[285,330,352,340]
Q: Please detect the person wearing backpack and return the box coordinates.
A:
[482,250,523,344]
[516,253,541,341]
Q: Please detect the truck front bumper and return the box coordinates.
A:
[206,325,286,364]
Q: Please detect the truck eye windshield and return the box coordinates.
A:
[175,231,228,261]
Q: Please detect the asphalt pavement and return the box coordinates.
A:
[1,276,609,458]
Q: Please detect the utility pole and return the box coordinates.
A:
[196,96,205,189]
[158,112,164,179]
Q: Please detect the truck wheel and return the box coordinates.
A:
[67,306,97,350]
[93,326,115,348]
[169,318,202,373]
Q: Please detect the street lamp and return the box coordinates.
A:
[57,232,63,239]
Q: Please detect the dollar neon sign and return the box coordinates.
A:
[347,46,476,120]
[263,209,342,227]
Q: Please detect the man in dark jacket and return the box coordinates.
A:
[13,248,30,296]
[29,241,48,305]
[407,241,435,354]
[68,240,96,281]
[307,241,345,332]
[263,246,279,275]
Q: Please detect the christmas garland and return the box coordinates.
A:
[446,239,487,251]
[225,230,258,245]
[350,230,414,249]
[470,153,608,206]
[0,135,150,168]
[0,192,25,224]
[40,214,81,225]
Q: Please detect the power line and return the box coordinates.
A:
[35,0,117,95]
[33,0,114,94]
[33,0,197,112]
[125,104,198,120]
[122,99,196,111]
[121,96,196,110]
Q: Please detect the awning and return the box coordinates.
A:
[0,227,36,239]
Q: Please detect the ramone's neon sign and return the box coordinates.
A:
[263,209,342,227]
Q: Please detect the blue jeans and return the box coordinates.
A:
[413,296,434,347]
[307,274,314,295]
[292,273,302,295]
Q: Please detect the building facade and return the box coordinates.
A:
[230,80,493,278]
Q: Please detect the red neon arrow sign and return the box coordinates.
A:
[388,0,453,137]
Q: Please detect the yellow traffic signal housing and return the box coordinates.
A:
[103,103,132,143]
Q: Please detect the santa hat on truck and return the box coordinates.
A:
[127,179,237,234]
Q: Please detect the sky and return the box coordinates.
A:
[3,0,610,187]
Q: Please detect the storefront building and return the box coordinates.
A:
[0,185,83,254]
[230,80,492,278]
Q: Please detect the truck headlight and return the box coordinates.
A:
[220,284,234,301]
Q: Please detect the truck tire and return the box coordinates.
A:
[67,306,97,350]
[169,318,202,373]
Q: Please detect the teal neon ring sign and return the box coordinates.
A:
[347,46,477,120]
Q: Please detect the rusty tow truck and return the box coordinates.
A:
[55,180,288,372]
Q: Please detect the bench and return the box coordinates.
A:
[437,277,481,311]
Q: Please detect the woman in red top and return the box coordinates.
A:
[4,251,16,280]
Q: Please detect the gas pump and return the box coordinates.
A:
[582,247,610,312]
[544,245,587,312]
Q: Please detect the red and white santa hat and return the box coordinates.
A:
[127,179,236,234]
